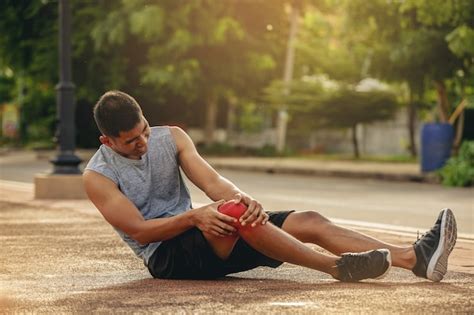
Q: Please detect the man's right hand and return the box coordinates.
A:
[191,200,238,237]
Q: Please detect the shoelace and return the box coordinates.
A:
[415,219,441,244]
[414,230,421,245]
[340,253,368,273]
[414,226,439,246]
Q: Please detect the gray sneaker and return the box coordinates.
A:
[412,208,457,282]
[335,249,392,282]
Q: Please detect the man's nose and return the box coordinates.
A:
[137,135,147,147]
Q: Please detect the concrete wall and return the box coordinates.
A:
[187,108,419,156]
[188,128,277,149]
[360,109,419,156]
[307,109,419,156]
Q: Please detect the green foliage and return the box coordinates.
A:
[0,0,472,152]
[0,68,15,102]
[296,7,363,83]
[263,78,328,112]
[253,144,294,157]
[446,25,474,57]
[238,102,265,134]
[88,0,288,146]
[265,78,398,129]
[91,0,285,101]
[439,141,474,187]
[23,90,55,144]
[318,88,399,128]
[197,142,236,156]
[0,1,57,79]
[346,0,464,87]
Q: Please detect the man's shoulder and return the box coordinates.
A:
[84,146,120,184]
[150,125,173,134]
[87,145,110,165]
[156,125,183,134]
[166,126,194,152]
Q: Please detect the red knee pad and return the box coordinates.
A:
[218,201,247,229]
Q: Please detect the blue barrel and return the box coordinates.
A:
[421,123,454,172]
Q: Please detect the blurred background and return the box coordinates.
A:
[0,0,473,185]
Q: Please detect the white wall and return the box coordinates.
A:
[187,108,419,156]
[306,109,419,156]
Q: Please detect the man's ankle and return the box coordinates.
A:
[395,247,416,270]
[329,263,340,279]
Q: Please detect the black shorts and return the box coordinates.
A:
[147,210,295,280]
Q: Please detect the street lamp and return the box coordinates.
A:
[50,0,81,174]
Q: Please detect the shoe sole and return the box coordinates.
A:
[426,208,457,282]
[374,249,392,280]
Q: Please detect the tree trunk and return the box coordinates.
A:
[408,91,417,157]
[18,73,27,142]
[452,83,466,155]
[434,80,450,123]
[351,124,360,159]
[453,110,465,155]
[226,95,237,141]
[276,4,299,153]
[204,94,218,147]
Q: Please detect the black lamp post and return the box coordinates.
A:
[51,0,81,174]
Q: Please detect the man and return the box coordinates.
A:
[83,90,457,282]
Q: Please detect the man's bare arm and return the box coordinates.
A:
[170,126,243,201]
[170,126,268,226]
[83,170,236,244]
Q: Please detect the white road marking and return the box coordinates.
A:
[269,301,319,307]
[0,179,33,191]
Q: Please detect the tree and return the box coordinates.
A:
[264,79,398,157]
[92,0,288,146]
[400,0,474,151]
[320,89,398,158]
[0,0,58,143]
[0,1,131,147]
[345,0,473,155]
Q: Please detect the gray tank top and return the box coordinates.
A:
[85,126,192,265]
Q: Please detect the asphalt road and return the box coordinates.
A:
[186,170,474,235]
[1,152,473,313]
[1,151,473,234]
[1,201,473,313]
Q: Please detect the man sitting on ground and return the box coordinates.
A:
[83,90,457,282]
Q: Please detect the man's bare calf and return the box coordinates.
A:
[201,201,393,281]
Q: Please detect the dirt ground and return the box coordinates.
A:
[0,201,473,314]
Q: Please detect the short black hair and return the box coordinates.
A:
[93,91,143,137]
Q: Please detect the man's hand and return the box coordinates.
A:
[192,200,238,237]
[233,193,269,227]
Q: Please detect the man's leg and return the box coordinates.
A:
[203,214,396,281]
[280,211,416,269]
[203,224,340,277]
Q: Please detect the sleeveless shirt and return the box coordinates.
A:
[85,126,192,265]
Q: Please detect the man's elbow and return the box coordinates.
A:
[204,175,227,198]
[122,221,150,246]
[129,228,152,246]
[128,232,148,246]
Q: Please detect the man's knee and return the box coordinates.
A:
[298,210,331,226]
[218,201,247,220]
[218,201,252,231]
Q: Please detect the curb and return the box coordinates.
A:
[208,162,439,184]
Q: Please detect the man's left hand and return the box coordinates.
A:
[233,193,269,227]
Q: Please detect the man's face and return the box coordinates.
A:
[100,117,151,160]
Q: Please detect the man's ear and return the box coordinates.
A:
[99,135,112,147]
